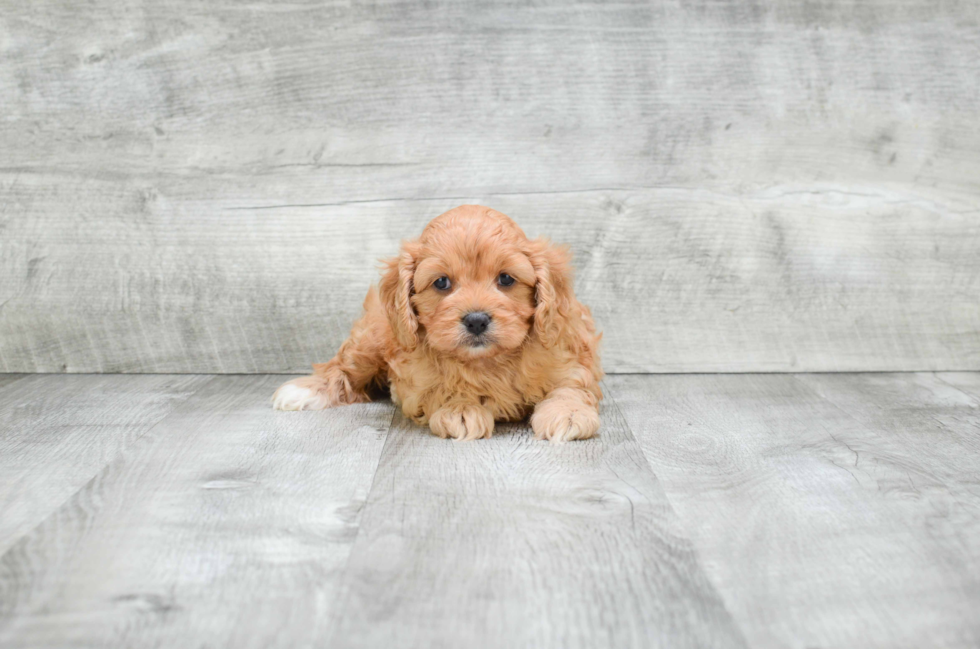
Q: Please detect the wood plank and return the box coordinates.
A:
[5,2,976,193]
[2,188,978,374]
[2,0,979,373]
[0,374,210,555]
[0,376,395,648]
[607,373,980,649]
[325,397,746,648]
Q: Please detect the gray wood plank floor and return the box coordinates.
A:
[326,409,744,649]
[608,373,980,649]
[1,372,979,647]
[0,374,210,555]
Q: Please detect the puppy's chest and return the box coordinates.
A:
[443,362,530,398]
[453,367,537,420]
[390,354,548,421]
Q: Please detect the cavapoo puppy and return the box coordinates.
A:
[273,205,603,442]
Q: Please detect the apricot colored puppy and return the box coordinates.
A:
[273,205,603,442]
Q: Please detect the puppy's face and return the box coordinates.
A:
[379,205,573,359]
[412,239,537,358]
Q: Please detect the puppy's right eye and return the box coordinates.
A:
[433,276,451,291]
[497,273,516,287]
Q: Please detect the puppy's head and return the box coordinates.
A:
[379,205,573,358]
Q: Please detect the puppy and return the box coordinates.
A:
[273,205,603,442]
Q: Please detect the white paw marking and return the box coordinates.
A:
[272,383,327,411]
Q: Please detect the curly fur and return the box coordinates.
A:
[273,205,603,442]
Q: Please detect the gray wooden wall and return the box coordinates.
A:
[2,0,978,374]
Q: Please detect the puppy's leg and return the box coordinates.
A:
[273,289,388,411]
[531,368,601,442]
[272,361,374,411]
[428,399,495,441]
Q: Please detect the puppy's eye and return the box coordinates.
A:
[433,276,451,291]
[498,273,516,287]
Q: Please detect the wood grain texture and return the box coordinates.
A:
[325,399,746,648]
[2,0,979,373]
[607,372,980,649]
[0,373,209,555]
[2,372,979,646]
[0,375,395,648]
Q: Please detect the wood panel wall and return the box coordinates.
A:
[2,0,978,373]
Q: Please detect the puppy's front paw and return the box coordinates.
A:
[531,399,599,443]
[272,376,335,411]
[429,404,494,440]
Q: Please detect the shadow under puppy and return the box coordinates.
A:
[273,205,603,442]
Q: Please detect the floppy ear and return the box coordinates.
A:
[524,237,575,348]
[379,239,421,350]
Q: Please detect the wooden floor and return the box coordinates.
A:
[1,373,978,648]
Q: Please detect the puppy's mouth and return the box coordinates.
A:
[457,329,499,356]
[463,334,494,348]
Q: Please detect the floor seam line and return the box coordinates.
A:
[931,372,980,405]
[600,377,753,648]
[314,403,400,645]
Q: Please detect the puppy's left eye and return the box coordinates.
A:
[497,273,516,287]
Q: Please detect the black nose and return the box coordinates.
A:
[462,312,491,335]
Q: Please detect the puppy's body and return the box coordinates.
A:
[274,205,603,442]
